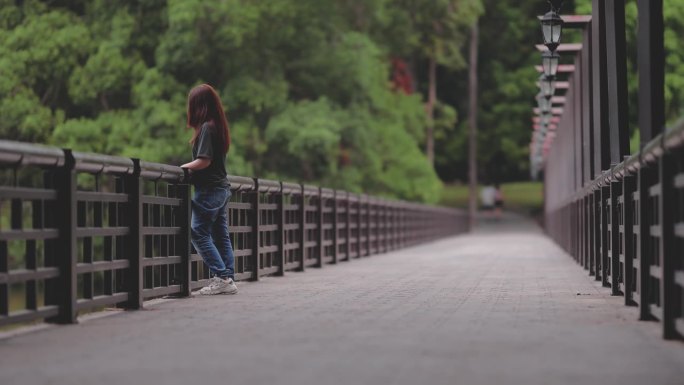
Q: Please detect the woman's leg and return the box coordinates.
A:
[191,188,230,278]
[212,196,235,280]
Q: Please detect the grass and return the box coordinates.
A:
[440,181,544,214]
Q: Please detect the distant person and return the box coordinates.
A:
[494,183,505,218]
[480,185,496,213]
[181,84,238,295]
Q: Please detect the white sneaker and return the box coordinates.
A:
[199,277,238,295]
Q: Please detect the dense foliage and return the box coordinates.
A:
[434,0,684,182]
[1,0,681,201]
[434,0,550,182]
[575,0,684,151]
[0,0,481,203]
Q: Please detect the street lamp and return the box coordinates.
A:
[539,74,556,99]
[536,92,551,113]
[541,50,560,78]
[541,9,564,52]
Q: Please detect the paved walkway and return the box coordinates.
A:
[1,213,683,385]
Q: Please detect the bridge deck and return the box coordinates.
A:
[1,214,682,385]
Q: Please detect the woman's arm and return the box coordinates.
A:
[181,157,211,171]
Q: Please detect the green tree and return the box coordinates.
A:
[0,0,456,203]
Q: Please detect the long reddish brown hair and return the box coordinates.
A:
[187,84,230,153]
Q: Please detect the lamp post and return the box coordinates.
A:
[536,92,552,113]
[541,7,564,52]
[541,50,560,77]
[533,1,566,181]
[539,74,556,99]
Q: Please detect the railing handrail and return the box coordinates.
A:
[547,117,684,212]
[0,139,463,214]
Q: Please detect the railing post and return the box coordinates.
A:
[381,202,387,253]
[400,204,406,247]
[584,199,588,268]
[176,176,192,297]
[277,182,285,276]
[636,0,664,144]
[587,195,593,275]
[123,159,143,309]
[48,149,78,324]
[582,28,594,186]
[317,187,323,267]
[610,179,621,295]
[594,188,602,282]
[345,192,351,261]
[365,196,371,256]
[592,0,611,176]
[601,185,611,287]
[299,184,306,271]
[332,190,338,264]
[588,193,594,276]
[357,193,362,258]
[388,203,394,251]
[252,179,261,281]
[622,174,636,305]
[605,0,630,164]
[659,152,676,339]
[638,164,651,319]
[42,172,57,309]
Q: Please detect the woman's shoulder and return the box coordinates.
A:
[200,121,218,135]
[200,121,215,130]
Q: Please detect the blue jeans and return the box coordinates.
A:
[191,186,235,280]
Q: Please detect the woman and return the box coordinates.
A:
[494,183,504,219]
[181,84,237,295]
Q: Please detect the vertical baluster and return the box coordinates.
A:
[381,201,387,253]
[317,187,323,267]
[43,171,58,308]
[299,185,306,271]
[332,190,338,264]
[345,193,351,261]
[660,153,676,339]
[622,174,636,305]
[601,185,611,287]
[123,159,143,309]
[152,182,161,288]
[0,228,8,317]
[365,196,371,256]
[48,149,78,324]
[103,181,117,296]
[10,195,28,311]
[356,194,362,258]
[27,200,40,310]
[638,164,652,319]
[277,182,285,276]
[610,180,621,295]
[177,178,192,296]
[252,179,261,281]
[79,196,93,300]
[594,189,602,281]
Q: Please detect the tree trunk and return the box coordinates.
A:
[468,21,479,230]
[99,93,110,111]
[426,56,436,166]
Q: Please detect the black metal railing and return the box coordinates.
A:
[0,140,467,327]
[547,118,684,340]
[544,0,682,340]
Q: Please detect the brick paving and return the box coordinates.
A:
[1,213,683,385]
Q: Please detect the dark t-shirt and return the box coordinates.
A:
[191,122,230,188]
